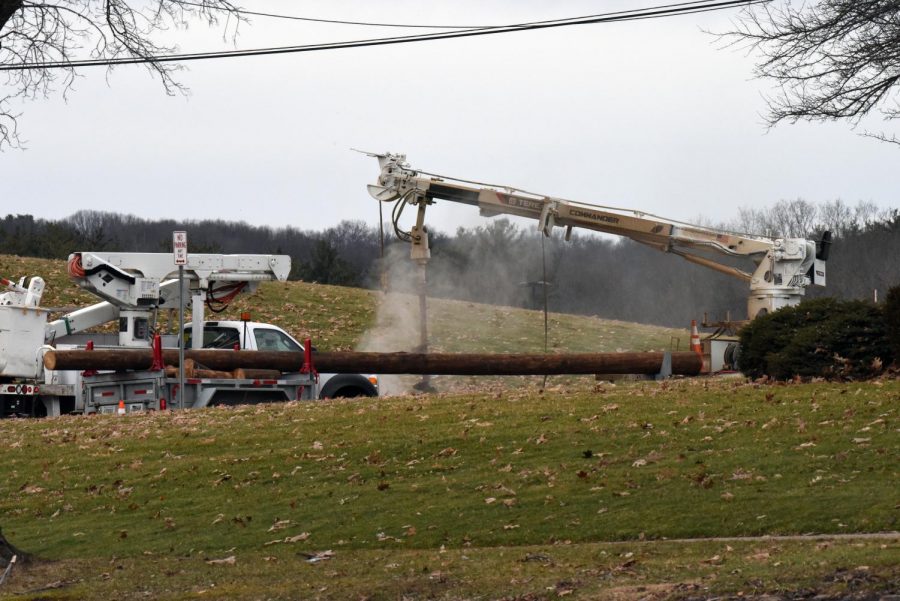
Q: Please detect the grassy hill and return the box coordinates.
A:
[0,254,685,353]
[3,253,686,396]
[0,253,685,366]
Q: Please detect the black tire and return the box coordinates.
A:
[319,375,378,399]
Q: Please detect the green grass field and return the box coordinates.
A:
[0,254,897,599]
[1,379,897,599]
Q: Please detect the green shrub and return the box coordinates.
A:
[739,297,892,380]
[884,285,900,366]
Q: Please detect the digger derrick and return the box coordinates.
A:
[367,152,830,320]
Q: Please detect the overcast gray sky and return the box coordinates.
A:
[3,0,898,236]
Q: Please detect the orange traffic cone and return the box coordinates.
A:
[117,400,126,415]
[690,320,702,354]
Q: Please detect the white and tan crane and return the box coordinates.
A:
[367,152,831,321]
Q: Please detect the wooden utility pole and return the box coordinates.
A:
[45,349,702,377]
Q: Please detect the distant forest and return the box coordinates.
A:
[1,198,898,327]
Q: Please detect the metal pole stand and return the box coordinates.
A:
[410,195,436,394]
[178,265,185,409]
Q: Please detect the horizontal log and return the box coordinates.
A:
[314,351,701,376]
[44,349,306,372]
[44,349,701,376]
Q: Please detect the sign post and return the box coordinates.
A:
[173,231,188,409]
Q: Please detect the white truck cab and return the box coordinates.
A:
[184,321,378,399]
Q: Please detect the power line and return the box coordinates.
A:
[1,0,768,71]
[176,0,490,29]
[175,0,743,30]
[5,1,766,69]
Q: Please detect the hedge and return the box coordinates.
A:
[739,297,892,380]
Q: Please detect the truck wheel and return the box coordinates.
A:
[319,375,378,399]
[29,399,47,418]
[329,386,369,399]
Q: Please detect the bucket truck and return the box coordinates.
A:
[1,251,375,418]
[366,152,832,370]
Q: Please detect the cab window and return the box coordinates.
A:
[184,326,241,349]
[254,328,302,352]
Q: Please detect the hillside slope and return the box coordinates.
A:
[0,254,686,354]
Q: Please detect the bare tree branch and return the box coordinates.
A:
[860,130,900,146]
[719,0,900,146]
[0,0,244,149]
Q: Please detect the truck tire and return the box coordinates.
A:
[319,375,378,399]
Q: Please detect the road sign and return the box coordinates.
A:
[173,231,188,265]
[173,230,188,408]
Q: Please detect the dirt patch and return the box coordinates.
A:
[0,559,83,600]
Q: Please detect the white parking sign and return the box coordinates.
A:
[173,231,188,265]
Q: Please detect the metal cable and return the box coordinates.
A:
[2,0,770,70]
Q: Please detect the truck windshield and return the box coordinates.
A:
[254,328,302,352]
[184,326,241,349]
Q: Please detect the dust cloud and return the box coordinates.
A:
[354,244,428,396]
[354,240,551,396]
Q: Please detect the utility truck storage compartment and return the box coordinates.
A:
[0,305,48,378]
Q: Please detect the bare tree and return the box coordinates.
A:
[69,209,121,248]
[726,1,900,145]
[731,199,816,237]
[0,0,241,148]
[770,198,818,238]
[818,199,855,237]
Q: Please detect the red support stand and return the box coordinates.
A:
[300,338,318,382]
[81,340,98,377]
[150,334,165,371]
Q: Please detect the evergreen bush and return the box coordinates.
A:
[739,297,891,380]
[884,285,900,366]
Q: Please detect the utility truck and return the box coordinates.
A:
[0,251,375,418]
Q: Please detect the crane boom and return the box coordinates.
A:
[59,252,291,347]
[368,152,829,320]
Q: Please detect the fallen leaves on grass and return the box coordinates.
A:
[300,550,334,563]
[264,518,291,533]
[206,555,236,566]
[265,532,311,546]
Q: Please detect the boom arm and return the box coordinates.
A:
[59,252,291,347]
[45,279,185,342]
[368,152,828,319]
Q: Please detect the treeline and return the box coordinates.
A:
[1,199,897,327]
[0,213,379,284]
